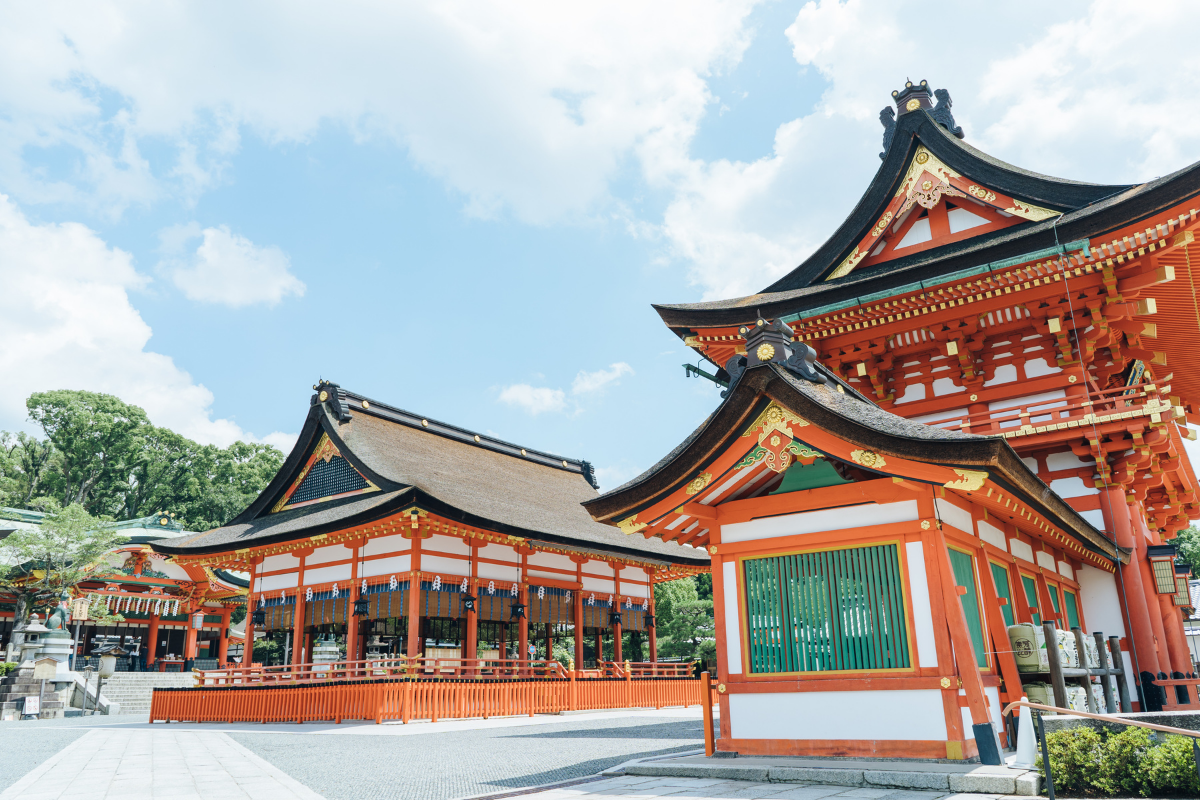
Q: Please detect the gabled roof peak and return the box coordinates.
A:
[881,80,963,159]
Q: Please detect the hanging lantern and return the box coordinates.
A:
[462,593,477,614]
[609,610,623,627]
[353,597,369,617]
[644,614,655,629]
[191,611,205,630]
[1147,545,1179,594]
[510,602,526,620]
[252,608,266,626]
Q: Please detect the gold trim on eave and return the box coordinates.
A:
[616,515,648,536]
[850,449,886,469]
[944,469,988,491]
[685,473,714,496]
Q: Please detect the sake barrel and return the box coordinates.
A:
[1024,681,1056,708]
[1008,624,1048,672]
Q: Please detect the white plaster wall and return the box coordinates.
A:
[581,576,616,593]
[1047,451,1093,472]
[302,564,350,584]
[1076,564,1137,699]
[1036,551,1056,571]
[723,560,743,675]
[423,535,471,556]
[728,690,947,741]
[932,377,964,396]
[307,544,350,565]
[1025,358,1062,377]
[478,562,520,582]
[360,555,410,578]
[978,521,1007,551]
[262,554,301,572]
[1010,539,1035,563]
[1049,477,1098,499]
[527,551,575,571]
[905,541,938,669]
[722,501,919,544]
[620,582,650,599]
[1058,561,1074,580]
[985,686,1003,734]
[984,364,1018,386]
[258,572,299,592]
[935,499,974,536]
[894,384,927,404]
[478,544,519,564]
[420,555,468,578]
[363,535,408,557]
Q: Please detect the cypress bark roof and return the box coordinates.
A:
[152,383,708,567]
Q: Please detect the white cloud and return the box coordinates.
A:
[572,362,634,395]
[166,224,305,308]
[0,193,291,448]
[497,384,567,416]
[592,464,639,493]
[0,2,754,221]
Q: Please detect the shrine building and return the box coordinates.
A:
[150,381,709,670]
[584,81,1199,759]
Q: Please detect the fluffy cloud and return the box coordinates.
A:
[0,2,754,221]
[572,362,634,395]
[165,224,304,308]
[497,385,567,416]
[0,194,291,447]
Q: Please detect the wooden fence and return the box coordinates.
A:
[150,674,708,725]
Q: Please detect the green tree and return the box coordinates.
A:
[0,503,125,651]
[1173,525,1200,573]
[653,577,714,662]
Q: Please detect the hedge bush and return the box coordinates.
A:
[1038,725,1200,796]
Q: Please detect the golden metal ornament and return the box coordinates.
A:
[850,449,886,469]
[967,184,997,202]
[940,677,952,689]
[708,545,718,555]
[827,245,866,280]
[743,402,809,442]
[920,520,931,530]
[906,98,921,111]
[1004,199,1059,222]
[616,515,648,536]
[756,343,776,361]
[944,468,988,491]
[870,211,893,238]
[717,683,727,693]
[318,390,328,402]
[685,473,714,496]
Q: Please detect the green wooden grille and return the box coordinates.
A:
[1048,584,1062,616]
[1021,575,1041,625]
[742,544,910,674]
[990,562,1015,627]
[1063,590,1080,630]
[947,548,987,668]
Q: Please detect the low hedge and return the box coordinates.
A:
[1039,726,1199,797]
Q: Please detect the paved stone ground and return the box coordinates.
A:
[0,710,706,800]
[506,775,1022,800]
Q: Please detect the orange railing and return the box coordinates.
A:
[150,673,712,725]
[916,381,1172,437]
[601,661,695,678]
[194,657,567,687]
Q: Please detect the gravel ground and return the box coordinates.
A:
[231,716,704,800]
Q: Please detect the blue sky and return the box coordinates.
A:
[5,1,1200,490]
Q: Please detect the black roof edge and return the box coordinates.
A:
[213,569,249,588]
[763,112,1131,293]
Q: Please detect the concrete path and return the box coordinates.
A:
[0,728,324,800]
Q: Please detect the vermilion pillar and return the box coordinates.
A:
[543,623,552,662]
[465,579,479,666]
[146,614,160,668]
[407,537,423,658]
[648,588,658,663]
[573,590,584,669]
[244,558,260,666]
[1102,487,1161,704]
[517,584,529,664]
[218,608,231,666]
[291,592,306,667]
[612,610,623,663]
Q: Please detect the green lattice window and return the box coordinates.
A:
[1048,583,1062,616]
[990,562,1015,628]
[742,544,910,674]
[947,548,987,668]
[1021,574,1041,626]
[1064,590,1081,630]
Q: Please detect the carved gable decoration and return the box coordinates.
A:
[737,402,819,473]
[271,432,379,513]
[828,146,1060,281]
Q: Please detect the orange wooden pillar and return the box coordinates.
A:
[543,623,552,662]
[573,588,584,669]
[648,586,658,663]
[184,611,200,668]
[244,557,260,666]
[1102,486,1160,704]
[407,537,423,658]
[346,541,361,670]
[292,593,307,667]
[146,613,160,668]
[517,584,529,666]
[594,629,603,666]
[218,608,231,666]
[465,579,478,668]
[611,608,623,664]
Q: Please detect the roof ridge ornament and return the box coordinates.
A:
[879,80,964,160]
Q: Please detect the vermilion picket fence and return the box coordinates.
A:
[149,676,708,725]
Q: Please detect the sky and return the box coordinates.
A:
[4,0,1200,491]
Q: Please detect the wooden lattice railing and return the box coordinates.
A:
[192,657,567,686]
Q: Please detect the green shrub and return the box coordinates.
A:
[1038,724,1199,797]
[0,661,17,677]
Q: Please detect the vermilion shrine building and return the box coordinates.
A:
[585,82,1199,759]
[151,382,709,670]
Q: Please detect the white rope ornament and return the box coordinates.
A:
[642,598,648,611]
[305,588,313,601]
[361,579,367,593]
[537,586,545,599]
[460,577,468,592]
[332,583,339,598]
[173,600,179,615]
[432,576,441,590]
[389,575,398,590]
[509,583,518,597]
[587,593,595,606]
[565,590,571,602]
[487,580,495,595]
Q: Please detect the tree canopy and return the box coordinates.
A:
[653,576,715,667]
[1,390,284,531]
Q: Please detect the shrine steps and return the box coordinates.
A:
[98,672,194,714]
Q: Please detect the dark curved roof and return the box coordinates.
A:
[153,384,708,567]
[653,107,1200,330]
[583,361,1124,564]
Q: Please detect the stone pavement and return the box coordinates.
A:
[0,728,323,800]
[497,774,1025,800]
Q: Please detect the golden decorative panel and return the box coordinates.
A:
[850,449,886,469]
[1004,199,1059,222]
[944,469,988,491]
[685,473,714,496]
[616,515,648,536]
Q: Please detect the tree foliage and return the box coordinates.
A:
[1,390,284,531]
[1172,525,1200,573]
[652,576,714,665]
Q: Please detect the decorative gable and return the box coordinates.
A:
[270,433,379,513]
[826,146,1061,281]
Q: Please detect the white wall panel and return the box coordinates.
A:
[307,544,350,565]
[424,535,471,556]
[723,561,742,675]
[722,501,919,544]
[478,544,519,564]
[420,555,469,578]
[1010,538,1035,563]
[262,554,301,572]
[360,555,410,578]
[303,564,351,584]
[527,551,575,571]
[477,562,520,582]
[977,521,1007,551]
[363,535,408,557]
[581,576,617,593]
[935,499,973,536]
[258,572,299,592]
[1036,551,1056,571]
[728,690,946,741]
[905,541,938,669]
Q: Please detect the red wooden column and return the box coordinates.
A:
[217,608,231,666]
[543,623,553,662]
[573,586,584,669]
[1101,487,1161,698]
[594,629,603,666]
[244,556,261,666]
[292,549,309,668]
[517,583,529,665]
[183,611,200,666]
[407,536,423,658]
[611,605,623,664]
[146,614,160,668]
[465,579,479,668]
[346,540,362,671]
